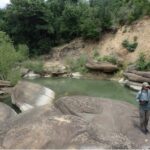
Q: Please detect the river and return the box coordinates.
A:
[1,77,138,113]
[32,77,138,106]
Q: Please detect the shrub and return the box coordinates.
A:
[17,44,29,61]
[67,54,88,73]
[0,31,23,84]
[7,69,21,86]
[80,18,101,39]
[92,49,99,59]
[136,53,150,71]
[102,55,118,64]
[22,60,44,74]
[122,39,138,52]
[92,50,118,65]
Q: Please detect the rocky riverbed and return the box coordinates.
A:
[0,81,150,149]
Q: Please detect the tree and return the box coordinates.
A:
[60,3,81,40]
[4,0,54,55]
[0,31,22,84]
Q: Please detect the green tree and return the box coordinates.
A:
[0,31,22,84]
[4,0,54,55]
[60,3,81,40]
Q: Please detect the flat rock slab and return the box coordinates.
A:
[128,70,150,78]
[124,72,150,83]
[0,80,11,87]
[11,81,55,112]
[86,62,118,73]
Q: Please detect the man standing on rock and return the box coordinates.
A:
[136,82,150,134]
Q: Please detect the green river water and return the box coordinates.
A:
[32,77,138,106]
[1,78,138,113]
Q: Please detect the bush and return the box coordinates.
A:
[102,55,118,64]
[136,53,150,71]
[17,44,29,61]
[122,39,138,52]
[67,54,88,73]
[92,49,99,59]
[7,69,21,86]
[80,18,101,39]
[0,31,23,84]
[92,50,118,65]
[22,60,44,74]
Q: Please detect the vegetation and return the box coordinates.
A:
[92,50,118,65]
[0,31,24,85]
[0,0,149,56]
[67,54,88,73]
[22,60,44,74]
[122,38,138,52]
[136,53,150,71]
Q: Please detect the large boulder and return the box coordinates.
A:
[11,81,55,112]
[0,96,150,149]
[55,96,150,149]
[86,62,118,73]
[0,103,17,124]
[0,105,92,149]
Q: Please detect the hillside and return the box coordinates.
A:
[50,17,150,65]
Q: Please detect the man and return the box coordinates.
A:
[136,82,150,134]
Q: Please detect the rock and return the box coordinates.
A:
[0,80,11,87]
[44,74,52,78]
[0,87,12,95]
[123,72,150,83]
[0,102,17,124]
[0,105,90,149]
[86,62,118,73]
[0,90,4,95]
[44,61,68,77]
[119,78,125,84]
[55,96,103,115]
[1,96,150,149]
[20,68,29,77]
[126,65,137,72]
[11,81,55,112]
[124,80,142,91]
[23,71,40,79]
[71,72,82,79]
[128,70,150,78]
[55,96,150,148]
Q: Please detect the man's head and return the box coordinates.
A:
[142,82,150,89]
